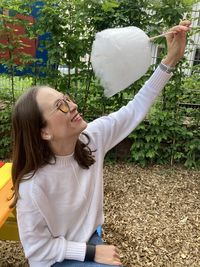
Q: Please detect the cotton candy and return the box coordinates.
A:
[91,26,152,97]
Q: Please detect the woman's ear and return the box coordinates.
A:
[41,128,52,140]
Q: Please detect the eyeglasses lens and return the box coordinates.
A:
[59,101,69,113]
[59,95,72,113]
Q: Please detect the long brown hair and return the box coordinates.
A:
[10,86,95,208]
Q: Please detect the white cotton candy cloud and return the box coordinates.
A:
[91,26,152,97]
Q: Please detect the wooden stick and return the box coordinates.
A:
[149,31,174,41]
[149,26,200,42]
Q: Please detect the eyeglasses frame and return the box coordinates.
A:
[48,94,72,117]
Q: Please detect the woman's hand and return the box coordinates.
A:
[95,244,122,266]
[162,20,191,67]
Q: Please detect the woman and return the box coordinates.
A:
[11,21,190,267]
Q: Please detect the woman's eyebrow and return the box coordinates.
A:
[52,94,64,107]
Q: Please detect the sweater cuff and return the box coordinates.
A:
[65,241,87,261]
[146,65,173,93]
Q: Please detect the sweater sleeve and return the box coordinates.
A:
[86,65,172,154]
[17,180,86,266]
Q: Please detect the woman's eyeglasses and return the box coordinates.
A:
[49,94,73,116]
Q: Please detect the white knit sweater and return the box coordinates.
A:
[16,66,172,267]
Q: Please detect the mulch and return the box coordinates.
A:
[0,163,199,267]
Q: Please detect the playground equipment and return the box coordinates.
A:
[0,161,19,240]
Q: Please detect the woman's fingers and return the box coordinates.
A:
[95,244,122,265]
[179,20,192,27]
[162,20,191,66]
[166,20,191,38]
[113,261,123,266]
[168,25,190,35]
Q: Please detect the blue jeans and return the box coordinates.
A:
[52,232,122,267]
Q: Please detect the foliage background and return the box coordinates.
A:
[0,0,199,167]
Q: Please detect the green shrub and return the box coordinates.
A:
[0,105,12,159]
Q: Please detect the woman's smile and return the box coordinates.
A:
[71,112,82,122]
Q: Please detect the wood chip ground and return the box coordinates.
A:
[0,163,199,267]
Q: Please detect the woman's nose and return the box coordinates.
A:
[69,100,78,112]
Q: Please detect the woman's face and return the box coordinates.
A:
[36,86,87,142]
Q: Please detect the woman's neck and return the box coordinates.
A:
[50,136,78,156]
